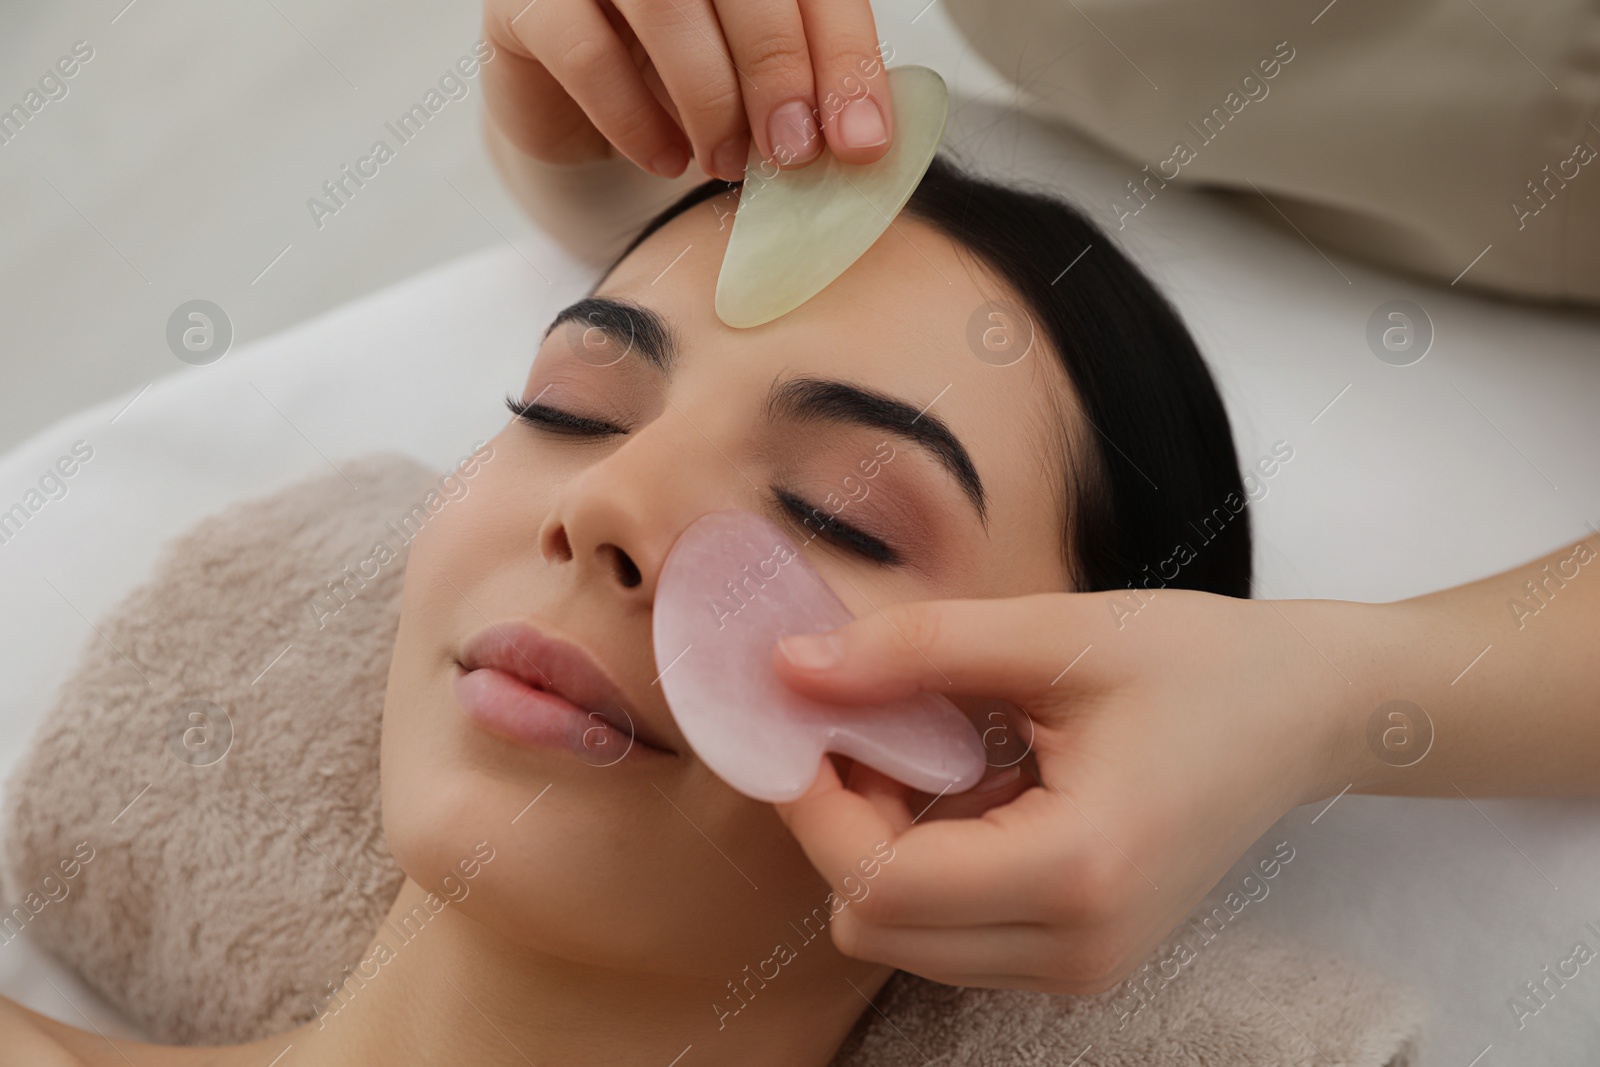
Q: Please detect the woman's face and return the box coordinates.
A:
[380,195,1074,984]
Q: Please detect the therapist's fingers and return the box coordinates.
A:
[772,594,1098,709]
[774,757,1067,927]
[839,759,915,832]
[487,0,691,175]
[796,0,893,164]
[711,0,823,168]
[827,918,1135,995]
[845,758,1037,824]
[774,753,900,893]
[483,1,603,163]
[612,0,749,181]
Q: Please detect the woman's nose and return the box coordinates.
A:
[542,520,644,590]
[535,419,733,604]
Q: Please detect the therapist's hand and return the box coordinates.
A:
[767,590,1364,994]
[482,0,895,181]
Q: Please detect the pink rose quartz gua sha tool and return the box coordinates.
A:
[651,509,988,803]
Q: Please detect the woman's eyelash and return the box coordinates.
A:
[772,487,900,566]
[504,393,625,436]
[505,394,899,566]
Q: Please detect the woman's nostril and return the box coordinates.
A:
[546,525,573,564]
[598,544,643,589]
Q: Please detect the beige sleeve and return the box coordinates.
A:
[941,0,1600,305]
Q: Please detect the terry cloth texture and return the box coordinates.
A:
[2,454,1425,1064]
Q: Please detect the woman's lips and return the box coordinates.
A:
[452,620,677,759]
[453,666,652,764]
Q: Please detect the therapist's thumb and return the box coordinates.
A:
[771,595,1078,706]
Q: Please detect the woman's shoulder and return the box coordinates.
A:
[0,994,95,1065]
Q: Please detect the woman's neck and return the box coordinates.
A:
[232,878,892,1067]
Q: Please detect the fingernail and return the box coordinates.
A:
[778,631,842,670]
[836,96,887,149]
[649,144,689,178]
[767,99,821,165]
[712,137,749,180]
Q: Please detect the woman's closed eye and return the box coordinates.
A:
[772,487,901,567]
[505,393,626,437]
[506,394,903,567]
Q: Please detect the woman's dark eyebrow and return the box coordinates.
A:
[542,297,677,373]
[765,376,989,527]
[542,300,988,525]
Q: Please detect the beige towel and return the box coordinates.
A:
[1,454,1424,1065]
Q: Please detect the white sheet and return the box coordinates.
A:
[1,95,1597,1063]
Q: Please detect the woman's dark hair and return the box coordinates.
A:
[606,155,1252,599]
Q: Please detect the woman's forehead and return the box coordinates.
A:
[596,204,1060,397]
[585,204,1074,581]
